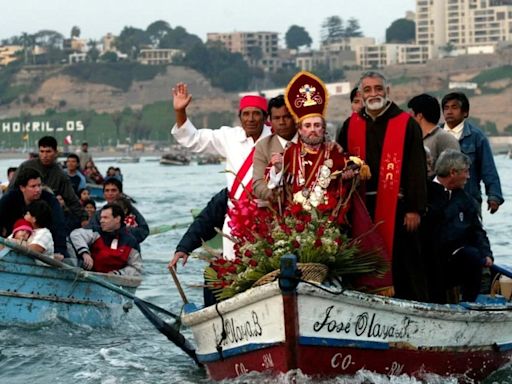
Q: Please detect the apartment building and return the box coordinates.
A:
[207,31,279,70]
[416,0,512,58]
[355,44,430,69]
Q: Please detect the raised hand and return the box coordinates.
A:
[172,82,192,112]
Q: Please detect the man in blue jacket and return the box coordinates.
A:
[441,92,504,214]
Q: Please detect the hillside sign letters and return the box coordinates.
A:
[2,120,84,134]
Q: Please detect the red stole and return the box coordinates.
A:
[229,147,255,201]
[347,111,409,293]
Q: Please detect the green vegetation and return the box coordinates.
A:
[471,65,512,85]
[0,62,25,105]
[62,62,166,91]
[386,19,416,43]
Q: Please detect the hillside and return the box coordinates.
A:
[1,57,511,134]
[0,65,237,120]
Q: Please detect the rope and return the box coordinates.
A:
[214,302,227,361]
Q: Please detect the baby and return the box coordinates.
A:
[8,218,34,243]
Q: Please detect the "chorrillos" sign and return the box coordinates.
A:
[2,120,84,133]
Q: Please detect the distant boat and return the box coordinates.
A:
[160,153,190,166]
[0,248,141,327]
[197,155,222,165]
[117,156,140,163]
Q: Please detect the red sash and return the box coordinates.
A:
[347,111,409,293]
[229,147,255,200]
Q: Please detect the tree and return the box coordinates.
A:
[321,16,345,44]
[285,25,312,49]
[345,18,363,37]
[71,26,81,38]
[20,32,35,64]
[146,20,171,46]
[86,40,100,62]
[386,18,415,43]
[439,41,456,56]
[100,51,118,63]
[115,27,151,60]
[34,30,65,64]
[159,26,202,51]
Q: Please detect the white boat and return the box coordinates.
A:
[181,255,512,382]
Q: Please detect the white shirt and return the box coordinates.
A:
[444,120,464,141]
[172,119,272,259]
[29,228,54,258]
[172,119,272,199]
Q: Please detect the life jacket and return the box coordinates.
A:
[91,235,131,273]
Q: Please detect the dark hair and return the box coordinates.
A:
[103,177,123,193]
[15,167,42,188]
[82,199,96,209]
[407,93,441,125]
[67,153,80,164]
[101,203,125,223]
[26,200,52,229]
[267,95,286,117]
[7,167,17,176]
[441,92,470,115]
[78,188,88,197]
[113,196,133,214]
[82,142,88,146]
[38,136,57,151]
[350,87,359,103]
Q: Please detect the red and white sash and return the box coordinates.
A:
[229,147,255,201]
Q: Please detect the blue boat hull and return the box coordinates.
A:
[0,249,141,327]
[87,183,104,201]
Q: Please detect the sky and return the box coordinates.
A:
[2,0,416,46]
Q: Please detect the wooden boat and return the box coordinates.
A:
[197,155,222,165]
[0,248,141,327]
[181,255,512,382]
[160,153,190,166]
[117,156,140,163]
[87,182,104,201]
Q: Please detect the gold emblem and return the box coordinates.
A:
[299,84,318,107]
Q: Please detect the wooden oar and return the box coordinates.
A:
[170,266,189,304]
[492,264,512,279]
[0,236,202,367]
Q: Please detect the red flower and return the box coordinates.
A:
[314,238,323,247]
[292,240,300,249]
[264,248,273,257]
[244,250,253,258]
[316,226,325,237]
[290,203,303,215]
[249,259,258,267]
[295,222,305,233]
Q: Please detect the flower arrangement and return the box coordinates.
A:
[204,195,388,301]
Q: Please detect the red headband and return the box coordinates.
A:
[239,95,268,113]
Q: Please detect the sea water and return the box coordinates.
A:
[0,155,511,384]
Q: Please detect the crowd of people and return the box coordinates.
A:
[168,69,504,305]
[0,138,146,277]
[0,69,505,305]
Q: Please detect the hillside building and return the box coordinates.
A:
[0,45,22,66]
[416,0,512,58]
[137,48,184,65]
[207,31,280,71]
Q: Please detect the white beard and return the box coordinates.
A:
[365,96,387,111]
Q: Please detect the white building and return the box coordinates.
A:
[415,0,512,58]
